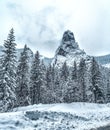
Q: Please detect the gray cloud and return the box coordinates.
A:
[0,0,110,57]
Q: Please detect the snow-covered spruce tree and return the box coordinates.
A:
[45,63,60,104]
[39,60,47,104]
[54,71,61,103]
[53,65,66,103]
[71,61,80,102]
[78,58,87,102]
[30,51,43,104]
[45,64,55,103]
[16,44,30,107]
[59,62,69,102]
[63,77,76,103]
[64,62,80,103]
[90,57,104,103]
[0,28,17,112]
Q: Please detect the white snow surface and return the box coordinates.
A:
[0,103,110,130]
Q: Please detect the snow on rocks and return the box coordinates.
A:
[52,30,92,68]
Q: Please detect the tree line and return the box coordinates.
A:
[0,28,109,112]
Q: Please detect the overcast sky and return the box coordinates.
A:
[0,0,110,57]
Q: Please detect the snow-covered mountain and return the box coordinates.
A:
[95,54,110,68]
[50,30,110,69]
[52,30,92,67]
[0,103,110,130]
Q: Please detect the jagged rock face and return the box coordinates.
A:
[62,30,78,49]
[56,30,79,57]
[52,30,91,67]
[62,30,75,42]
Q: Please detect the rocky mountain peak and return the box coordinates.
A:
[56,30,80,57]
[62,30,75,42]
[53,30,90,67]
[62,30,79,49]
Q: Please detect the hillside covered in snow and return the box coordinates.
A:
[0,103,110,130]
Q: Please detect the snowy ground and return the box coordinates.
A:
[0,103,110,130]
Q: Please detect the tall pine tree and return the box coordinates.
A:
[30,51,42,104]
[64,61,79,103]
[0,28,17,112]
[40,60,47,104]
[45,64,54,103]
[78,58,86,102]
[90,57,104,103]
[16,45,30,107]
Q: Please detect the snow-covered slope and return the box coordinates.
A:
[95,54,110,68]
[0,103,110,130]
[52,30,92,67]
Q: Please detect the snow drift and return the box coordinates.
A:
[0,103,110,130]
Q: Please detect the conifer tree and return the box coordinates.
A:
[64,61,79,103]
[90,57,104,103]
[0,28,17,112]
[54,71,61,103]
[44,64,57,103]
[16,45,30,107]
[63,77,75,103]
[78,58,86,102]
[40,60,47,103]
[30,51,42,104]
